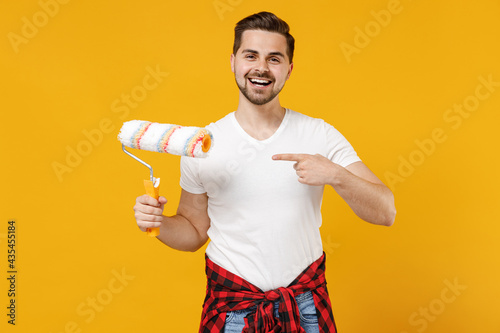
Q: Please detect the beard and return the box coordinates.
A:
[235,72,285,106]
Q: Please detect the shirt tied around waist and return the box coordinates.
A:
[199,252,337,333]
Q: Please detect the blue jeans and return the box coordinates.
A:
[223,291,320,333]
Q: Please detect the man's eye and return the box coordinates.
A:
[269,58,280,63]
[245,55,256,59]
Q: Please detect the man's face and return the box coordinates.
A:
[231,30,293,106]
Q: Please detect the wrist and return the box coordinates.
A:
[327,163,344,187]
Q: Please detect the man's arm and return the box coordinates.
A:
[336,160,396,226]
[133,189,210,251]
[272,154,396,226]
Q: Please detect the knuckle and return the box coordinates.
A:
[144,221,160,228]
[135,213,146,223]
[138,219,152,227]
[134,204,145,214]
[147,206,160,215]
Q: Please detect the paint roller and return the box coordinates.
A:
[118,120,212,237]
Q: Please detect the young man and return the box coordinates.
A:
[133,11,396,333]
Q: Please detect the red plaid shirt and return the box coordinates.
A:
[199,252,337,333]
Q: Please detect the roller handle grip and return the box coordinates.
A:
[144,179,161,237]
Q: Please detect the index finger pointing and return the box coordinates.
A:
[272,153,307,161]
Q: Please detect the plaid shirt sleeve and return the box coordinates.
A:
[199,252,337,333]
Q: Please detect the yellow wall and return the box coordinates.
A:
[1,0,499,332]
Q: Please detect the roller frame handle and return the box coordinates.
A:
[144,179,161,237]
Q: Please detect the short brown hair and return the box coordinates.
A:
[233,11,295,63]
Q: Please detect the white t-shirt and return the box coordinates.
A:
[180,109,361,291]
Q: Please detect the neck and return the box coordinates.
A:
[234,95,285,141]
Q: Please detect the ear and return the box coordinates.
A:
[230,53,235,73]
[286,62,293,80]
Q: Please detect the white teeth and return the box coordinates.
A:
[249,78,271,86]
[252,79,269,83]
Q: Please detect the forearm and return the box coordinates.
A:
[329,164,396,226]
[156,214,208,252]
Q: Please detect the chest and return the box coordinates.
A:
[199,130,326,202]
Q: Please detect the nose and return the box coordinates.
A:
[255,58,269,73]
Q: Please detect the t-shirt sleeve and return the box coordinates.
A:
[324,122,361,167]
[179,156,206,194]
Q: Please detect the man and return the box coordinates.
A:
[133,11,396,333]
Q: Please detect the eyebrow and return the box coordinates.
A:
[241,49,285,58]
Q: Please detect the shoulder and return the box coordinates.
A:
[205,112,234,132]
[286,109,351,145]
[286,109,332,132]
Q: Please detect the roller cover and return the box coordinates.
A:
[118,120,212,157]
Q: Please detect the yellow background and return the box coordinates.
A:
[1,0,499,332]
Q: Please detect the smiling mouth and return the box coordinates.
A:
[248,78,272,87]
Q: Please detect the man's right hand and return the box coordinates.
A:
[133,195,168,232]
[131,190,210,252]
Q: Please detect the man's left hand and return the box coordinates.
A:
[272,153,338,186]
